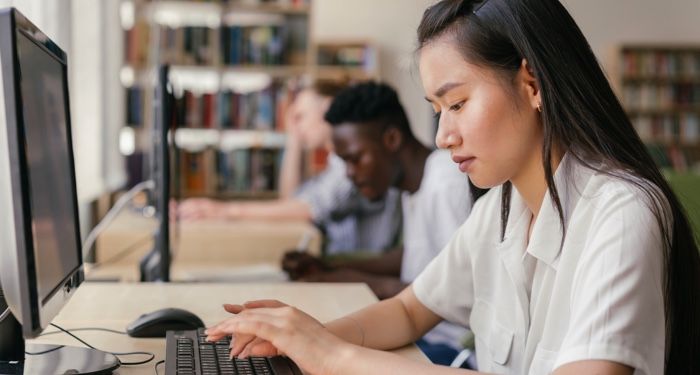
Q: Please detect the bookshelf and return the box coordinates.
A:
[120,0,313,199]
[313,40,380,81]
[620,45,700,172]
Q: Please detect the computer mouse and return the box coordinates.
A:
[126,307,205,338]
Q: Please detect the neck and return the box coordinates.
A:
[511,148,564,220]
[396,140,432,193]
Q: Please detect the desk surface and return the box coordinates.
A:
[94,211,322,282]
[30,282,427,374]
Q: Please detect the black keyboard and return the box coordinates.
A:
[165,328,303,375]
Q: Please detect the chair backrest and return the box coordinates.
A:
[665,171,700,246]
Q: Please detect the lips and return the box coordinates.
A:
[452,155,475,173]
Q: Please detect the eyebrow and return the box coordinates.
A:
[425,82,466,102]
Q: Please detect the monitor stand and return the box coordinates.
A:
[0,296,120,374]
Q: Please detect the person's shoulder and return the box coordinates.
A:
[582,167,662,210]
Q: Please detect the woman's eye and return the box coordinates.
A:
[449,101,464,112]
[432,111,441,119]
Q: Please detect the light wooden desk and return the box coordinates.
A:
[29,282,427,374]
[93,211,322,281]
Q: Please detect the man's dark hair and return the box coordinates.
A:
[324,81,413,138]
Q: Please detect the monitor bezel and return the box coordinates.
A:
[0,7,84,339]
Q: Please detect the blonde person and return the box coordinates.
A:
[206,1,700,374]
[178,81,401,254]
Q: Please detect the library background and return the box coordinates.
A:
[0,1,699,373]
[0,0,700,268]
[2,0,700,272]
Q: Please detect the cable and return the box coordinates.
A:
[0,307,10,322]
[39,327,127,336]
[82,180,154,263]
[25,323,156,366]
[154,359,165,375]
[87,234,152,271]
[25,345,65,355]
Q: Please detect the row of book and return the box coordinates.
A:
[125,23,307,67]
[125,82,295,130]
[646,143,700,173]
[180,148,281,195]
[221,25,291,65]
[622,83,700,111]
[317,44,375,68]
[622,50,700,78]
[631,113,700,144]
[176,84,292,130]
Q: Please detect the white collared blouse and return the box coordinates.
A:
[412,154,665,374]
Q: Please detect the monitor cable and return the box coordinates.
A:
[155,359,165,375]
[0,307,9,323]
[81,180,154,265]
[25,323,156,366]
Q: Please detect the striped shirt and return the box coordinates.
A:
[295,154,402,254]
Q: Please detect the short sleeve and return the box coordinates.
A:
[554,189,666,375]
[295,160,356,222]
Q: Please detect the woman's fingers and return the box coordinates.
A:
[223,303,244,314]
[242,299,287,309]
[230,333,256,357]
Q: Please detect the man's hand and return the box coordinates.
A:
[281,251,331,280]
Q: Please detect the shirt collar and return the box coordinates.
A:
[519,153,596,269]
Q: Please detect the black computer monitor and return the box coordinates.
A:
[0,8,118,373]
[139,65,173,282]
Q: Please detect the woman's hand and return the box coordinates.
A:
[221,301,284,358]
[207,300,350,375]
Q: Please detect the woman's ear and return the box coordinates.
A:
[520,59,542,111]
[383,127,403,153]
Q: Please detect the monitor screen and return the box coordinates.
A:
[16,31,80,304]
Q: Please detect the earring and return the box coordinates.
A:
[537,103,542,113]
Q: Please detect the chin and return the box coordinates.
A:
[468,174,506,189]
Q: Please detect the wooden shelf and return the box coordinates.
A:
[122,64,308,92]
[622,76,700,84]
[174,128,286,152]
[181,190,279,200]
[627,108,700,116]
[138,1,309,28]
[226,2,310,15]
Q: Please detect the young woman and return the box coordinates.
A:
[205,1,700,374]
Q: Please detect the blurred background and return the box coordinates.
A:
[1,0,699,279]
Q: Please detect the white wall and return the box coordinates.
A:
[0,0,126,205]
[313,0,437,146]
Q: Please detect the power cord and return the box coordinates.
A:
[0,307,10,322]
[82,180,154,263]
[155,359,165,375]
[25,323,156,366]
[87,234,152,271]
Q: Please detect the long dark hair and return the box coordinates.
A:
[417,0,700,373]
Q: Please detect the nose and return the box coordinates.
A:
[435,116,461,149]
